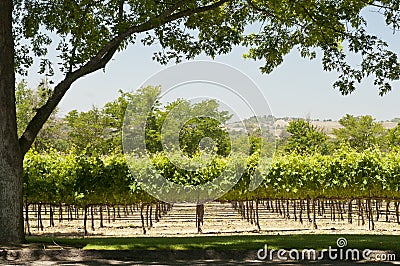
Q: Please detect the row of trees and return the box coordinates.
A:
[17,82,400,158]
[17,82,234,157]
[282,116,400,154]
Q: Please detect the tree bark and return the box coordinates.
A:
[0,0,25,245]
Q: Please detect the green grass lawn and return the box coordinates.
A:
[27,234,400,251]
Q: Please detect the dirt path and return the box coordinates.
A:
[146,202,259,236]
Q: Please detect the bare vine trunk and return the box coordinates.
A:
[196,204,204,234]
[140,203,146,234]
[84,205,88,236]
[255,199,261,231]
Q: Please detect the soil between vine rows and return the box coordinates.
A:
[25,202,400,237]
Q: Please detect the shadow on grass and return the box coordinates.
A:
[27,234,400,252]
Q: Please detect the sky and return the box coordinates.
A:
[21,7,400,122]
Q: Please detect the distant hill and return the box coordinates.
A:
[226,116,399,138]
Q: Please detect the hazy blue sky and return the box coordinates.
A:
[21,7,400,121]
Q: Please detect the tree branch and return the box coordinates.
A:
[362,0,400,12]
[245,0,274,18]
[19,0,230,155]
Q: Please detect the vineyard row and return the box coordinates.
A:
[24,198,400,236]
[23,148,400,233]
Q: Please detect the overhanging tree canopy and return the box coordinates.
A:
[14,0,400,154]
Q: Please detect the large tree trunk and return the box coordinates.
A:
[0,0,25,244]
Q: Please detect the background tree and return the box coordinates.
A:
[15,81,39,138]
[333,114,386,151]
[284,119,328,154]
[15,80,67,152]
[102,90,132,153]
[61,86,233,157]
[65,107,110,156]
[387,123,400,148]
[2,0,400,244]
[160,99,232,157]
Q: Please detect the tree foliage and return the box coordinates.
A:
[387,123,400,148]
[31,86,234,158]
[14,1,400,118]
[284,119,328,154]
[23,147,400,207]
[15,80,66,151]
[333,114,386,151]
